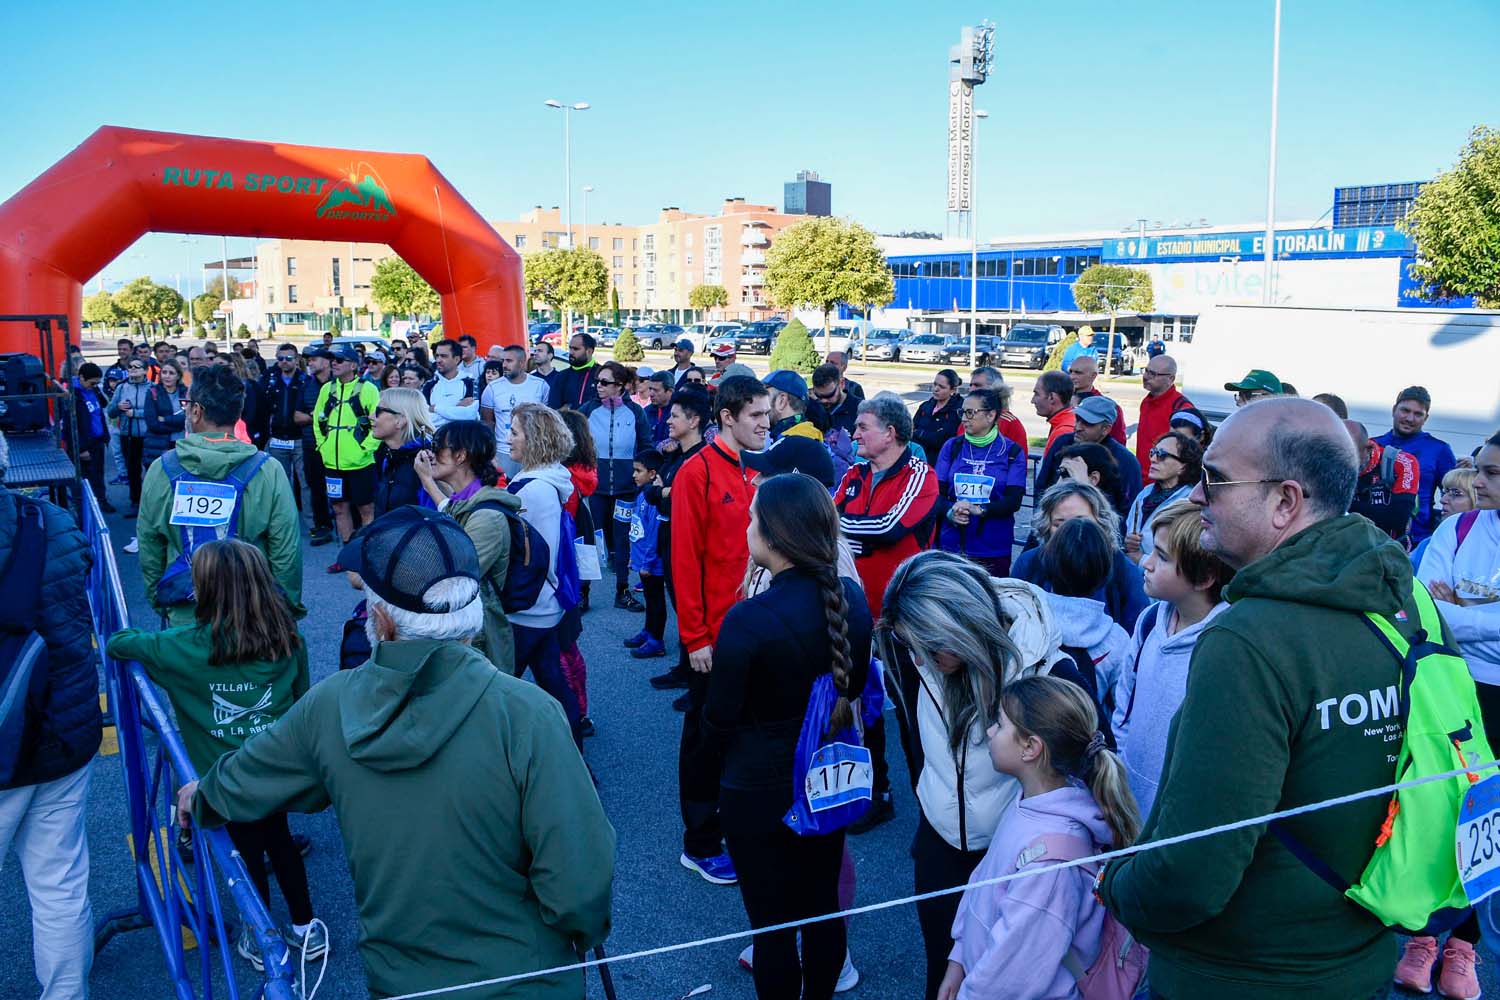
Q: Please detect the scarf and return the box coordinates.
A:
[964,426,999,447]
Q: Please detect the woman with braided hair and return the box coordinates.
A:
[704,472,873,1000]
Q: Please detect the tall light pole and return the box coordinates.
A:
[543,99,590,249]
[1262,0,1282,304]
[969,109,988,364]
[582,185,594,248]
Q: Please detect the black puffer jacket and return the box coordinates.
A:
[373,438,431,517]
[0,488,102,790]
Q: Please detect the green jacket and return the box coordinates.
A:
[193,639,615,1000]
[1100,515,1427,999]
[447,486,521,675]
[138,433,305,626]
[313,376,381,472]
[106,624,309,776]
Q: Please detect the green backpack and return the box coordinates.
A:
[1272,581,1494,935]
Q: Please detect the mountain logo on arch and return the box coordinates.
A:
[316,162,396,222]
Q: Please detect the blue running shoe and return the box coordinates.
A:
[623,630,649,649]
[680,851,737,885]
[631,638,667,659]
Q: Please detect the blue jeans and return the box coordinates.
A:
[511,622,583,748]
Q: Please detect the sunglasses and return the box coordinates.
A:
[127,364,146,371]
[812,387,839,401]
[277,355,298,362]
[375,406,398,417]
[1148,447,1182,462]
[597,379,619,387]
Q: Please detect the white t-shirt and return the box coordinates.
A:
[481,375,551,455]
[1419,509,1500,685]
[427,372,479,429]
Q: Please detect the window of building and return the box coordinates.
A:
[686,253,694,266]
[613,272,623,287]
[686,233,694,247]
[287,257,297,276]
[632,239,638,250]
[1160,318,1175,340]
[543,231,565,249]
[267,288,275,305]
[613,237,623,251]
[613,256,623,268]
[515,234,527,249]
[668,234,676,246]
[288,285,298,304]
[589,237,600,250]
[1178,319,1195,343]
[331,258,341,295]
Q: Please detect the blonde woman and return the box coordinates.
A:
[371,387,436,517]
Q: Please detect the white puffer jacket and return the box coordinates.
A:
[910,577,1073,852]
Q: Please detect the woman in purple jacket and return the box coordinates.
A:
[933,388,1028,577]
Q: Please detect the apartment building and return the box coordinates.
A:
[254,196,816,331]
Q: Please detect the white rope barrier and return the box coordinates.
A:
[382,755,1500,999]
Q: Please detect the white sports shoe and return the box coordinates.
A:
[835,951,860,992]
[123,536,139,554]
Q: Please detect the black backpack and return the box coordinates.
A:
[0,499,51,784]
[468,484,554,614]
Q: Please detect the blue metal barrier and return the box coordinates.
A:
[80,484,301,1000]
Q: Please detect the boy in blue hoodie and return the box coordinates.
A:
[1111,500,1235,819]
[1374,385,1456,545]
[624,449,668,658]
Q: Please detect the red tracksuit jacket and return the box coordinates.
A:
[836,449,938,619]
[671,439,754,653]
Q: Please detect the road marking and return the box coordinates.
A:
[123,827,198,951]
[98,693,118,757]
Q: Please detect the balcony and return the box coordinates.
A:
[741,229,770,247]
[741,249,767,265]
[742,271,765,286]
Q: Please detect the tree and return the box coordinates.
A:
[1071,265,1154,372]
[765,217,894,351]
[613,327,645,363]
[204,274,241,301]
[524,247,609,319]
[1401,126,1500,307]
[371,257,440,319]
[83,290,125,331]
[610,286,621,327]
[113,277,184,335]
[688,283,729,318]
[192,291,219,326]
[767,318,821,374]
[236,323,251,338]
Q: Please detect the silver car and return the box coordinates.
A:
[898,333,948,364]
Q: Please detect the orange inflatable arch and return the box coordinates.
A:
[0,125,524,370]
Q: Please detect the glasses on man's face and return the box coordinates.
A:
[1236,390,1272,405]
[813,387,839,401]
[277,355,297,363]
[128,365,145,372]
[1200,468,1300,504]
[1143,369,1170,380]
[1148,447,1181,462]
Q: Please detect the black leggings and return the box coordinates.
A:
[122,435,145,506]
[1449,680,1500,944]
[722,786,846,1000]
[225,812,313,925]
[911,813,986,1000]
[589,493,632,591]
[642,573,667,640]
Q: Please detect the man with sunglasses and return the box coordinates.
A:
[260,344,312,521]
[1136,354,1192,484]
[807,363,858,437]
[1099,396,1438,1000]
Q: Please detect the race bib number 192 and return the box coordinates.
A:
[1457,773,1500,905]
[804,742,874,813]
[169,480,236,528]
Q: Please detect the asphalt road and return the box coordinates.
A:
[3,354,1488,1000]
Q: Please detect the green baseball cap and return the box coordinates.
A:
[1224,369,1284,394]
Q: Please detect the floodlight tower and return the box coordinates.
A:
[947,21,995,241]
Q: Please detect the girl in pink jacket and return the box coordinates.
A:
[939,675,1142,1000]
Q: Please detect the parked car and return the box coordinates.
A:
[586,326,622,347]
[735,320,785,354]
[898,333,951,364]
[1090,332,1135,374]
[938,334,1003,367]
[528,321,562,344]
[681,322,744,352]
[997,324,1065,369]
[853,328,907,361]
[631,323,685,349]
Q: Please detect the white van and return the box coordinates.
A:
[1176,304,1500,457]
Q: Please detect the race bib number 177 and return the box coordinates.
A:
[804,742,874,813]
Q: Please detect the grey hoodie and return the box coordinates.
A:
[508,463,575,630]
[1111,599,1229,818]
[1043,592,1133,706]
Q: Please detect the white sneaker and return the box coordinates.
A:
[835,951,860,992]
[738,943,753,971]
[123,536,139,554]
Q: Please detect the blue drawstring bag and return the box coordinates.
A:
[784,669,877,837]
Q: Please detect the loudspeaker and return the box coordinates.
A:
[0,353,50,433]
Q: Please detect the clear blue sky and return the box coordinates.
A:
[3,0,1496,295]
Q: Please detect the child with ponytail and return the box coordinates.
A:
[938,674,1142,1000]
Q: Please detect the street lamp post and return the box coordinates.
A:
[969,108,988,366]
[1262,0,1282,304]
[582,185,594,248]
[543,99,590,249]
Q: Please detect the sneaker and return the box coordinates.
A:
[175,827,194,865]
[633,581,644,592]
[631,638,667,659]
[580,716,596,738]
[109,475,128,486]
[236,926,272,972]
[1395,936,1438,993]
[680,851,737,885]
[1437,938,1481,1000]
[123,536,139,555]
[325,562,346,574]
[284,921,328,962]
[291,833,313,858]
[847,794,894,835]
[309,530,334,547]
[614,592,645,612]
[738,944,754,972]
[650,668,690,690]
[836,951,860,993]
[623,630,649,649]
[672,692,692,712]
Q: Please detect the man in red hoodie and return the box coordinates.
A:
[1136,353,1192,484]
[671,375,770,885]
[837,391,938,833]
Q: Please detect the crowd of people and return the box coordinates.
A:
[6,324,1500,1000]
